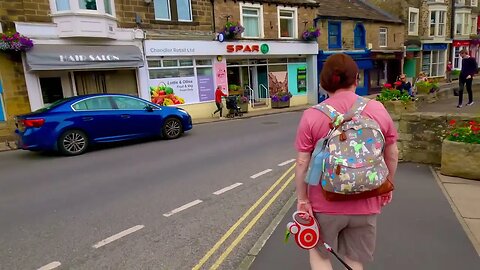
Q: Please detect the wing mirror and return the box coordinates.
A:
[145,105,154,112]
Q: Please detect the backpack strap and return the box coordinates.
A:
[344,96,370,121]
[313,103,345,128]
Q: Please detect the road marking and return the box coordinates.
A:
[210,173,295,269]
[213,183,243,195]
[92,225,144,249]
[278,159,296,167]
[192,163,296,270]
[250,169,272,179]
[37,261,61,270]
[163,199,203,217]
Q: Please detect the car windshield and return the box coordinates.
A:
[34,98,72,113]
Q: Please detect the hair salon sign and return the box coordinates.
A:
[59,54,121,62]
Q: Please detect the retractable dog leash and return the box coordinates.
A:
[285,211,353,270]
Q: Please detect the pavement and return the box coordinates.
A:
[245,164,480,270]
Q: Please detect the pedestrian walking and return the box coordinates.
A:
[294,53,399,270]
[213,86,227,118]
[458,50,477,108]
[446,61,453,83]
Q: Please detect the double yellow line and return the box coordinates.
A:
[192,163,296,270]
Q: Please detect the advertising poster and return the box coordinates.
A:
[197,75,215,102]
[288,63,308,96]
[149,77,199,106]
[214,60,228,94]
[268,71,288,96]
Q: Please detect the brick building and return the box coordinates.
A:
[314,0,405,95]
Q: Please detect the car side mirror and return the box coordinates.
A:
[145,105,154,112]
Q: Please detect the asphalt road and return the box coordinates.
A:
[0,111,303,270]
[250,163,480,270]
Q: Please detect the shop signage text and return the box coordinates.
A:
[453,40,471,47]
[226,44,260,53]
[59,54,120,62]
[149,47,195,54]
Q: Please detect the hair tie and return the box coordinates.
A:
[332,74,340,84]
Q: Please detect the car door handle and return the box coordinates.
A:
[82,117,94,121]
[121,114,131,119]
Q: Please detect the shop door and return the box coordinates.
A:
[39,77,64,105]
[257,66,268,99]
[355,69,369,96]
[404,59,417,79]
[249,66,259,101]
[0,79,5,121]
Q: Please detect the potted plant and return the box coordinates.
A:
[218,21,244,41]
[376,84,416,114]
[237,95,249,113]
[441,119,480,180]
[271,91,292,108]
[450,69,460,81]
[414,80,435,95]
[0,31,34,54]
[302,27,320,41]
[228,84,242,96]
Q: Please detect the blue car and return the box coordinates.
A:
[15,94,193,155]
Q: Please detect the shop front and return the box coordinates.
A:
[317,50,372,96]
[144,40,318,119]
[421,43,448,78]
[370,51,403,92]
[23,44,144,110]
[452,40,471,70]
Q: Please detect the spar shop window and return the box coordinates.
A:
[148,58,212,79]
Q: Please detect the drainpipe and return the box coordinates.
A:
[210,0,216,36]
[450,0,455,61]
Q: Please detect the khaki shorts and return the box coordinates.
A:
[314,213,377,263]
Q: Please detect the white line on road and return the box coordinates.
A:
[163,199,203,217]
[92,225,145,249]
[250,169,273,179]
[37,261,61,270]
[213,183,243,195]
[278,159,296,167]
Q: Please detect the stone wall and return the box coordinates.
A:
[0,54,31,142]
[213,0,317,40]
[395,112,479,165]
[316,19,404,51]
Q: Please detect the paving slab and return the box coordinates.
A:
[443,183,480,219]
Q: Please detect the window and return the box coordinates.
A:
[422,50,446,77]
[147,58,212,79]
[455,11,472,35]
[278,7,297,39]
[354,23,366,49]
[472,0,478,7]
[51,0,115,15]
[408,7,419,36]
[241,4,263,38]
[39,77,64,105]
[472,16,478,35]
[379,27,388,47]
[72,97,114,111]
[112,97,150,110]
[429,10,446,37]
[154,0,192,21]
[328,22,342,49]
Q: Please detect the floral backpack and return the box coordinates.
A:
[305,97,393,201]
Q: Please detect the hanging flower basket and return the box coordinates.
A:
[302,27,320,41]
[218,21,244,41]
[0,32,34,53]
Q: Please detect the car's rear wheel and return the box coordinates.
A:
[162,118,183,139]
[58,130,88,156]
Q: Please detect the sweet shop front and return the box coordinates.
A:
[143,40,318,119]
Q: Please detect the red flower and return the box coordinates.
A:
[453,133,459,137]
[472,125,480,132]
[384,83,392,88]
[449,119,456,126]
[469,120,477,126]
[394,81,402,86]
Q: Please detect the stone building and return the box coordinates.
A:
[314,0,405,95]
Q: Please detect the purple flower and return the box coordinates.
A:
[271,96,280,102]
[0,32,34,52]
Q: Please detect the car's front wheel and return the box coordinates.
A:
[162,118,183,139]
[58,130,89,156]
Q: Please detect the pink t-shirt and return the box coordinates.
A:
[295,90,398,215]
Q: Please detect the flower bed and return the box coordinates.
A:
[376,84,416,114]
[441,120,480,180]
